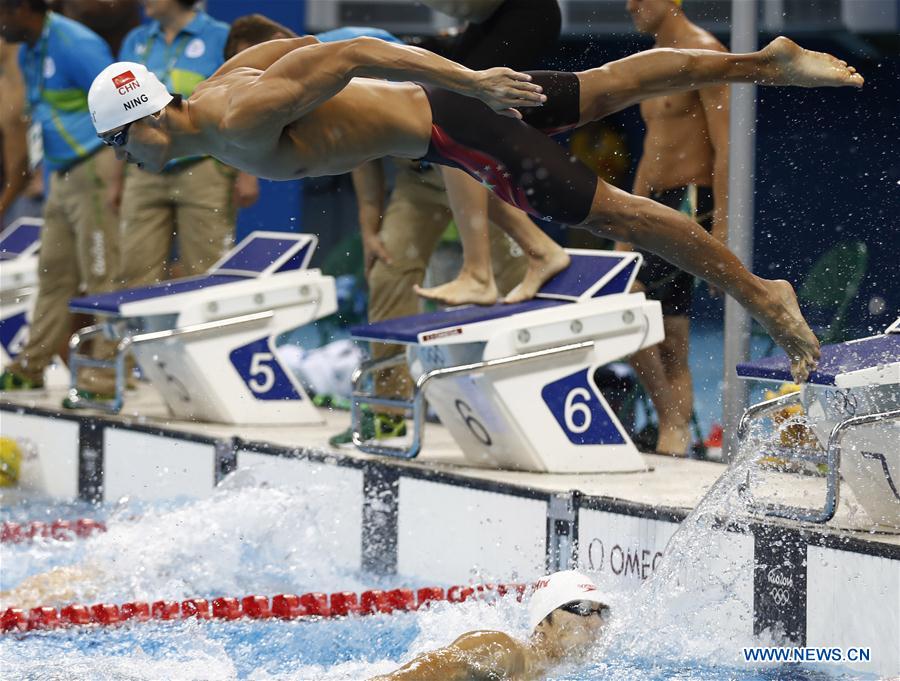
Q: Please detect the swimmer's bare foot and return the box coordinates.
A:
[503,245,571,304]
[656,421,691,457]
[754,279,821,383]
[414,270,500,306]
[760,36,864,88]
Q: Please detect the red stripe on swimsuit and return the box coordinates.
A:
[429,124,538,218]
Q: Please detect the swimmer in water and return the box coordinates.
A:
[88,35,864,381]
[370,570,609,681]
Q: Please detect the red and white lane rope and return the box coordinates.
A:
[1,519,107,544]
[1,583,528,634]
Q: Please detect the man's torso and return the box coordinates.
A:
[636,26,724,193]
[191,70,433,180]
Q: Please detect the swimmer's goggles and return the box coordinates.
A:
[559,600,609,618]
[101,122,133,148]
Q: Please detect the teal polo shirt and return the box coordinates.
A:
[19,12,112,173]
[118,11,229,97]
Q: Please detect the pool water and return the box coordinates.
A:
[0,449,879,680]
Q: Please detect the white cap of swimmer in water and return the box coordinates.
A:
[88,62,173,135]
[527,570,609,630]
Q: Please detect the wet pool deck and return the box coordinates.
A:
[2,383,897,548]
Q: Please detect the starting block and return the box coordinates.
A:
[351,250,664,473]
[0,218,42,365]
[67,231,337,424]
[737,318,900,527]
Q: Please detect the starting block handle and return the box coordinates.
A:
[351,354,425,459]
[350,340,596,459]
[737,391,801,442]
[123,310,274,349]
[738,394,900,524]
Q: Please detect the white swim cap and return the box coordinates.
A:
[89,62,173,134]
[527,570,608,630]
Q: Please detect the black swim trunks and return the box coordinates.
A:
[421,71,599,225]
[636,185,714,316]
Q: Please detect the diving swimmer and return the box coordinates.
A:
[370,570,610,681]
[88,35,865,381]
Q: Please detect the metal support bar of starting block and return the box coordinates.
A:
[351,339,595,459]
[66,310,274,413]
[738,389,900,524]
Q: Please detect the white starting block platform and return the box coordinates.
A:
[351,250,662,474]
[737,319,900,528]
[0,218,42,365]
[66,231,337,425]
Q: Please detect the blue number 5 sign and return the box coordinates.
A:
[230,337,302,401]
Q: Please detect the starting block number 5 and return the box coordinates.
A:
[248,353,276,393]
[230,337,303,401]
[541,369,625,445]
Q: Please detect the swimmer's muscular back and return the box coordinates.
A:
[182,37,543,181]
[189,70,430,179]
[184,39,431,179]
[635,28,728,194]
[370,630,531,681]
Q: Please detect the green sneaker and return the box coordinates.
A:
[329,411,407,448]
[313,393,352,411]
[62,388,115,410]
[0,370,44,391]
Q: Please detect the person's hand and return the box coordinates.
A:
[362,233,393,276]
[233,173,260,209]
[468,68,546,118]
[105,178,123,213]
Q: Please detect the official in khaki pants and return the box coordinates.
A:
[10,147,121,390]
[117,157,237,284]
[0,3,121,398]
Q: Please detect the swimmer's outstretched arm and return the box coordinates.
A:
[227,37,546,132]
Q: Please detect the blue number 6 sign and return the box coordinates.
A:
[541,369,625,445]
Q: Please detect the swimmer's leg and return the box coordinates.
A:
[414,168,571,306]
[575,36,863,123]
[414,168,500,306]
[628,310,694,455]
[486,193,570,304]
[579,181,820,382]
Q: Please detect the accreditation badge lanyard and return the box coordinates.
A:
[23,14,52,170]
[141,29,192,90]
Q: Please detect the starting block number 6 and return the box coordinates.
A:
[455,398,493,446]
[564,387,593,434]
[541,369,626,445]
